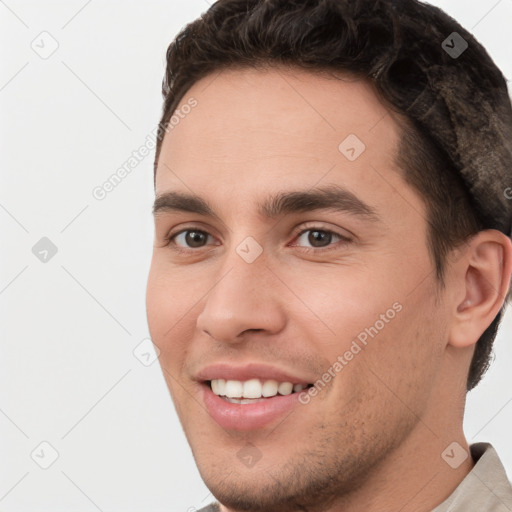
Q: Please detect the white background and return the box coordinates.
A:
[1,1,511,511]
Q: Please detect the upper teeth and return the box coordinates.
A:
[211,379,306,399]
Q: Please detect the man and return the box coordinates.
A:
[146,0,512,510]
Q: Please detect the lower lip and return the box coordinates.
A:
[202,384,305,431]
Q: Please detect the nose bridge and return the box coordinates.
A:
[196,239,284,342]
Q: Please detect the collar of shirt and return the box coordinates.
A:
[432,443,512,512]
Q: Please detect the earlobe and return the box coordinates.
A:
[449,230,512,349]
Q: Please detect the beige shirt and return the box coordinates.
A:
[433,443,512,511]
[198,443,512,512]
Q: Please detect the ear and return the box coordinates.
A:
[449,230,512,348]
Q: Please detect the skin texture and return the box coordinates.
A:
[146,67,512,512]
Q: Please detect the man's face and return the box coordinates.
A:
[146,68,451,510]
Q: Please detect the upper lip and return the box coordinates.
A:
[195,362,314,385]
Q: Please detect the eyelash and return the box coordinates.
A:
[162,225,351,255]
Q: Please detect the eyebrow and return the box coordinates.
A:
[152,185,380,223]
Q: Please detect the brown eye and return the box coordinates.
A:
[307,230,334,247]
[295,229,342,249]
[290,225,352,253]
[171,230,212,248]
[185,231,208,248]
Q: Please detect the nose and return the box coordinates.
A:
[196,249,287,344]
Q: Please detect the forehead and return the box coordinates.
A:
[161,67,396,150]
[155,66,413,217]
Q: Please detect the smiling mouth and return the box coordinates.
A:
[207,378,314,404]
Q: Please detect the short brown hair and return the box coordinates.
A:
[154,0,512,390]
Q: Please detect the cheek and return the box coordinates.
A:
[280,264,402,353]
[353,280,446,418]
[145,261,196,364]
[285,253,438,386]
[146,257,199,327]
[146,264,172,336]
